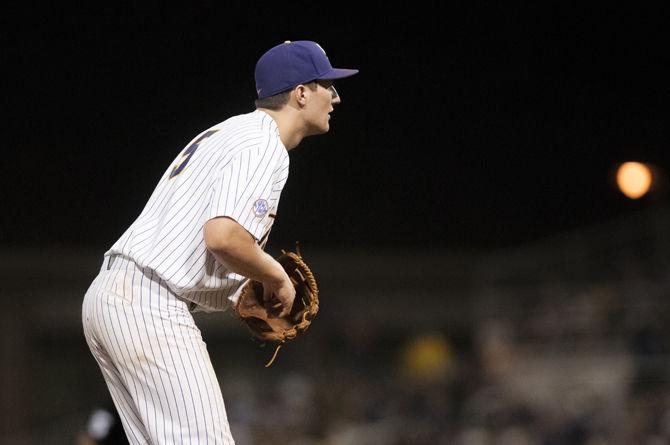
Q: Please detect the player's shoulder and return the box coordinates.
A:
[193,112,280,166]
[224,111,284,153]
[192,112,260,150]
[214,110,273,133]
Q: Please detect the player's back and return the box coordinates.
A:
[105,110,288,302]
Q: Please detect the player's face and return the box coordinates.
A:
[304,80,341,135]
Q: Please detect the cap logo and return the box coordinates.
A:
[253,199,269,217]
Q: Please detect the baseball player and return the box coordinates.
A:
[82,40,358,444]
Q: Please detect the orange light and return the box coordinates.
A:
[616,162,652,199]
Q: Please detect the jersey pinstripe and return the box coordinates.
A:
[107,110,289,312]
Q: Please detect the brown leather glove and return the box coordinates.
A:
[235,245,319,366]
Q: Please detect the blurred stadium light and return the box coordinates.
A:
[616,162,653,199]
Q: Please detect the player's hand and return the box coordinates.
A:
[262,273,296,318]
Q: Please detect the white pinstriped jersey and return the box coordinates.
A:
[107,110,289,311]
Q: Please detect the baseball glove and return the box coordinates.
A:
[235,244,319,367]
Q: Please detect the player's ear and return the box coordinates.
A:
[294,84,309,106]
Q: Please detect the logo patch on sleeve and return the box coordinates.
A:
[252,199,269,217]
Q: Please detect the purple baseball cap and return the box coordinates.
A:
[254,40,359,99]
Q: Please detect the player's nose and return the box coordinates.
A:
[329,85,341,104]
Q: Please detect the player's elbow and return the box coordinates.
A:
[203,217,254,259]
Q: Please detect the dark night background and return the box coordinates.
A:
[4,2,670,251]
[4,3,670,443]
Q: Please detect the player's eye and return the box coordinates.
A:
[316,80,338,99]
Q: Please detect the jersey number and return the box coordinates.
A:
[169,129,219,179]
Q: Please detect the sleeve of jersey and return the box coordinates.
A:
[208,144,286,242]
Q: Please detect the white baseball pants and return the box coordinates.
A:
[82,255,235,444]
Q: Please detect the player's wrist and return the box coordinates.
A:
[265,260,290,286]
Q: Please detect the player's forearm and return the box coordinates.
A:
[213,242,286,284]
[204,218,287,284]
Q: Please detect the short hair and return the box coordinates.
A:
[254,82,318,111]
[255,90,291,110]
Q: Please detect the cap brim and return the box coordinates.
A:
[317,68,359,80]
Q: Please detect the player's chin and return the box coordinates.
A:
[321,117,331,133]
[306,117,331,136]
[310,123,330,136]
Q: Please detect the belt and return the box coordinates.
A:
[104,255,115,270]
[103,254,129,271]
